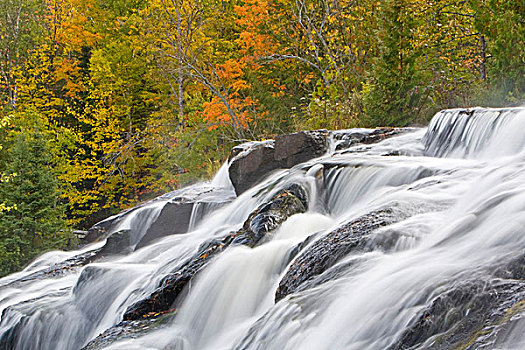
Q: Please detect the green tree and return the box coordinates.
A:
[0,125,70,276]
[471,0,525,103]
[362,0,428,127]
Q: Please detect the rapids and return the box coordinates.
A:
[1,107,525,349]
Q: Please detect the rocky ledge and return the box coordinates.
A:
[83,127,405,257]
[228,128,405,196]
[276,201,438,302]
[81,315,174,350]
[390,254,525,350]
[122,184,308,321]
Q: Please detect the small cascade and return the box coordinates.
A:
[112,201,167,249]
[210,161,234,191]
[188,163,235,231]
[1,107,525,350]
[423,107,525,158]
[323,158,434,217]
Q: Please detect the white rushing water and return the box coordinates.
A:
[1,107,525,350]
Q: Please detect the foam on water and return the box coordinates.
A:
[1,108,525,350]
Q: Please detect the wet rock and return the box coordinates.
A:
[280,232,319,273]
[136,200,230,250]
[123,186,307,321]
[81,315,173,350]
[479,313,525,350]
[232,188,306,247]
[275,203,429,302]
[83,211,129,244]
[330,128,405,151]
[392,280,493,349]
[0,249,100,289]
[229,131,328,195]
[98,230,132,257]
[285,183,309,209]
[135,202,194,249]
[274,130,328,168]
[228,129,410,196]
[86,187,234,255]
[493,254,525,280]
[228,141,277,196]
[389,254,525,350]
[133,196,232,251]
[122,234,232,321]
[390,282,525,350]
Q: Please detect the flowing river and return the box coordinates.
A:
[1,107,525,349]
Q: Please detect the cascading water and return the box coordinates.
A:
[423,107,525,159]
[1,107,525,350]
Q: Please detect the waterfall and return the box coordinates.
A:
[423,107,525,159]
[1,107,525,350]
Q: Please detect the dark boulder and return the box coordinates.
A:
[274,130,328,167]
[228,140,278,196]
[134,195,232,250]
[228,129,410,196]
[122,233,233,321]
[229,131,328,196]
[135,201,194,249]
[123,185,308,321]
[84,186,234,256]
[331,128,405,151]
[0,249,100,289]
[275,203,431,302]
[98,230,132,257]
[81,315,173,350]
[232,188,307,247]
[389,255,525,349]
[83,211,130,244]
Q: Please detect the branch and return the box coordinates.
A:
[260,54,323,73]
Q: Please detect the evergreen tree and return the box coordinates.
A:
[0,130,70,276]
[471,0,525,103]
[362,0,428,127]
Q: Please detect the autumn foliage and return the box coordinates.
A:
[0,0,523,231]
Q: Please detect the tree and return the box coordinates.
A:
[0,119,70,277]
[362,0,428,126]
[412,0,481,111]
[471,0,525,103]
[151,0,260,139]
[0,114,15,213]
[0,0,42,112]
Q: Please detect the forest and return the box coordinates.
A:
[0,0,523,276]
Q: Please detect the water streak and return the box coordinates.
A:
[1,108,525,350]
